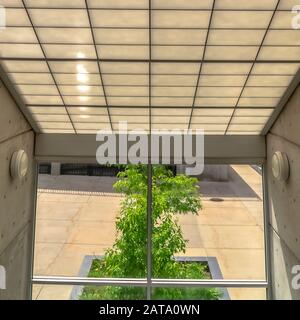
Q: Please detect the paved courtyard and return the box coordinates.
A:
[32,165,265,300]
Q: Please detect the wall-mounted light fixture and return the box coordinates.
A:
[10,150,29,180]
[271,151,290,182]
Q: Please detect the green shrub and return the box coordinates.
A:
[80,165,221,300]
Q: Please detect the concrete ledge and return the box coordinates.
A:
[35,134,266,164]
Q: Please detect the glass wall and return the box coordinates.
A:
[33,164,267,300]
[150,164,266,299]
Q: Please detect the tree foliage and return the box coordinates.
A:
[81,165,220,300]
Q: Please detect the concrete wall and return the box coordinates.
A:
[267,84,300,299]
[0,80,36,299]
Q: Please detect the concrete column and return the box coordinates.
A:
[51,162,61,175]
[176,164,229,181]
[201,165,229,181]
[0,81,36,300]
[266,84,300,299]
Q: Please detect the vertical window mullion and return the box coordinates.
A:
[146,164,153,300]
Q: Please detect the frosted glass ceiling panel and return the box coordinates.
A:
[76,129,110,134]
[37,28,93,44]
[25,0,85,7]
[23,95,62,105]
[270,11,296,29]
[0,0,22,7]
[33,114,70,122]
[94,29,148,45]
[103,75,148,86]
[71,115,109,123]
[238,97,279,107]
[75,122,111,130]
[17,84,58,95]
[258,47,300,61]
[212,11,273,28]
[199,75,246,86]
[28,106,67,114]
[215,0,278,10]
[152,97,193,107]
[105,86,148,96]
[152,123,188,130]
[190,124,226,135]
[29,9,89,27]
[226,131,261,135]
[278,0,300,10]
[63,96,106,105]
[191,117,230,124]
[230,117,269,124]
[118,123,149,131]
[202,63,252,75]
[152,87,195,97]
[5,8,31,26]
[197,87,242,97]
[111,115,149,123]
[89,0,148,9]
[193,108,234,116]
[0,44,43,58]
[152,116,189,124]
[195,97,238,107]
[38,122,74,129]
[152,30,207,45]
[152,46,204,60]
[264,30,300,46]
[97,45,149,60]
[0,27,37,43]
[49,61,99,73]
[208,30,265,46]
[9,73,54,84]
[152,63,200,75]
[247,75,293,86]
[42,129,75,133]
[242,87,287,97]
[151,108,191,116]
[189,124,228,131]
[152,0,213,9]
[90,10,148,28]
[227,124,265,131]
[67,107,108,115]
[234,108,274,117]
[205,46,259,60]
[100,62,148,74]
[54,73,101,85]
[59,85,103,96]
[43,44,96,59]
[152,11,211,28]
[1,60,48,73]
[110,108,149,116]
[152,75,197,86]
[108,97,149,106]
[252,63,300,75]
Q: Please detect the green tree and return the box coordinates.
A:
[81,165,220,300]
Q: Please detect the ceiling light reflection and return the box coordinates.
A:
[76,73,89,83]
[77,85,90,93]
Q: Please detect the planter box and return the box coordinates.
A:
[71,255,230,300]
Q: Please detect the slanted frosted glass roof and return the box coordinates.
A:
[0,0,299,135]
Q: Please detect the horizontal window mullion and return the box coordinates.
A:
[32,276,267,288]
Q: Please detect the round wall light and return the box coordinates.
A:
[271,151,290,182]
[10,150,29,180]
